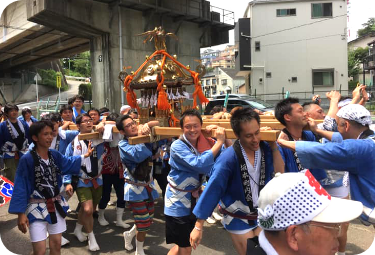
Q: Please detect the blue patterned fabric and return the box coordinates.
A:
[8,150,81,224]
[193,142,275,231]
[0,120,31,159]
[118,139,159,202]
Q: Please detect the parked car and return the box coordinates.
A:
[204,95,274,115]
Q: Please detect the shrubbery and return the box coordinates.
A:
[38,69,68,91]
[79,83,92,101]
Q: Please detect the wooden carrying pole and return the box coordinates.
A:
[203,115,276,120]
[127,127,280,144]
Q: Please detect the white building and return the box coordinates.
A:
[243,0,348,100]
[201,67,245,97]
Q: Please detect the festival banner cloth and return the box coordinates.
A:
[0,176,13,207]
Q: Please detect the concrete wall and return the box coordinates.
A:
[0,0,40,44]
[0,79,56,104]
[249,0,348,100]
[27,0,214,112]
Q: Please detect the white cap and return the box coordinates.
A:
[257,171,363,230]
[336,104,372,126]
[120,105,131,113]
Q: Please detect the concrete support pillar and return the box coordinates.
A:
[90,34,116,111]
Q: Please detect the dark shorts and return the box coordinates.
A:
[165,214,197,248]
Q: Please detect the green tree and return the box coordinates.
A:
[357,18,375,37]
[73,52,91,77]
[348,47,369,78]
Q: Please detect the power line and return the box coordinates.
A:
[262,33,344,47]
[252,14,347,39]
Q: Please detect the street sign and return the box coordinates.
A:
[56,75,61,88]
[34,73,42,81]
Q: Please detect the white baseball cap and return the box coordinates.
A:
[257,171,363,230]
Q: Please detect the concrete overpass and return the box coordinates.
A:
[1,0,234,111]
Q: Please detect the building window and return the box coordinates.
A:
[201,80,204,86]
[255,41,261,51]
[266,72,272,78]
[312,69,334,86]
[212,87,217,94]
[212,79,216,85]
[227,66,230,68]
[312,3,332,18]
[291,77,297,83]
[277,8,296,17]
[221,79,227,85]
[206,79,211,85]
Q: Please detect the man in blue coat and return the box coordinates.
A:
[190,108,284,255]
[277,104,375,226]
[63,113,104,251]
[9,120,91,255]
[275,98,326,181]
[0,103,31,182]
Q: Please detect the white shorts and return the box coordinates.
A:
[226,224,258,235]
[29,213,66,243]
[325,185,350,198]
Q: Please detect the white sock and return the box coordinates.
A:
[124,225,136,251]
[61,235,70,246]
[98,209,109,226]
[116,207,130,228]
[337,252,345,255]
[135,239,145,255]
[73,223,87,242]
[88,231,100,251]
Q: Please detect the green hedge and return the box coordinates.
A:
[79,83,92,101]
[38,69,68,91]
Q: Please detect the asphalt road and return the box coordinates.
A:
[1,189,375,255]
[17,80,82,111]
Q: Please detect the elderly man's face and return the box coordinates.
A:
[336,117,350,139]
[294,222,340,255]
[306,104,325,120]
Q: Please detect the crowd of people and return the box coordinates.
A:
[1,85,375,255]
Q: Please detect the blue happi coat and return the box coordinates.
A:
[278,130,326,181]
[8,150,81,224]
[63,136,104,188]
[0,120,31,159]
[118,139,159,202]
[193,142,275,231]
[72,107,86,123]
[165,139,223,217]
[296,132,375,222]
